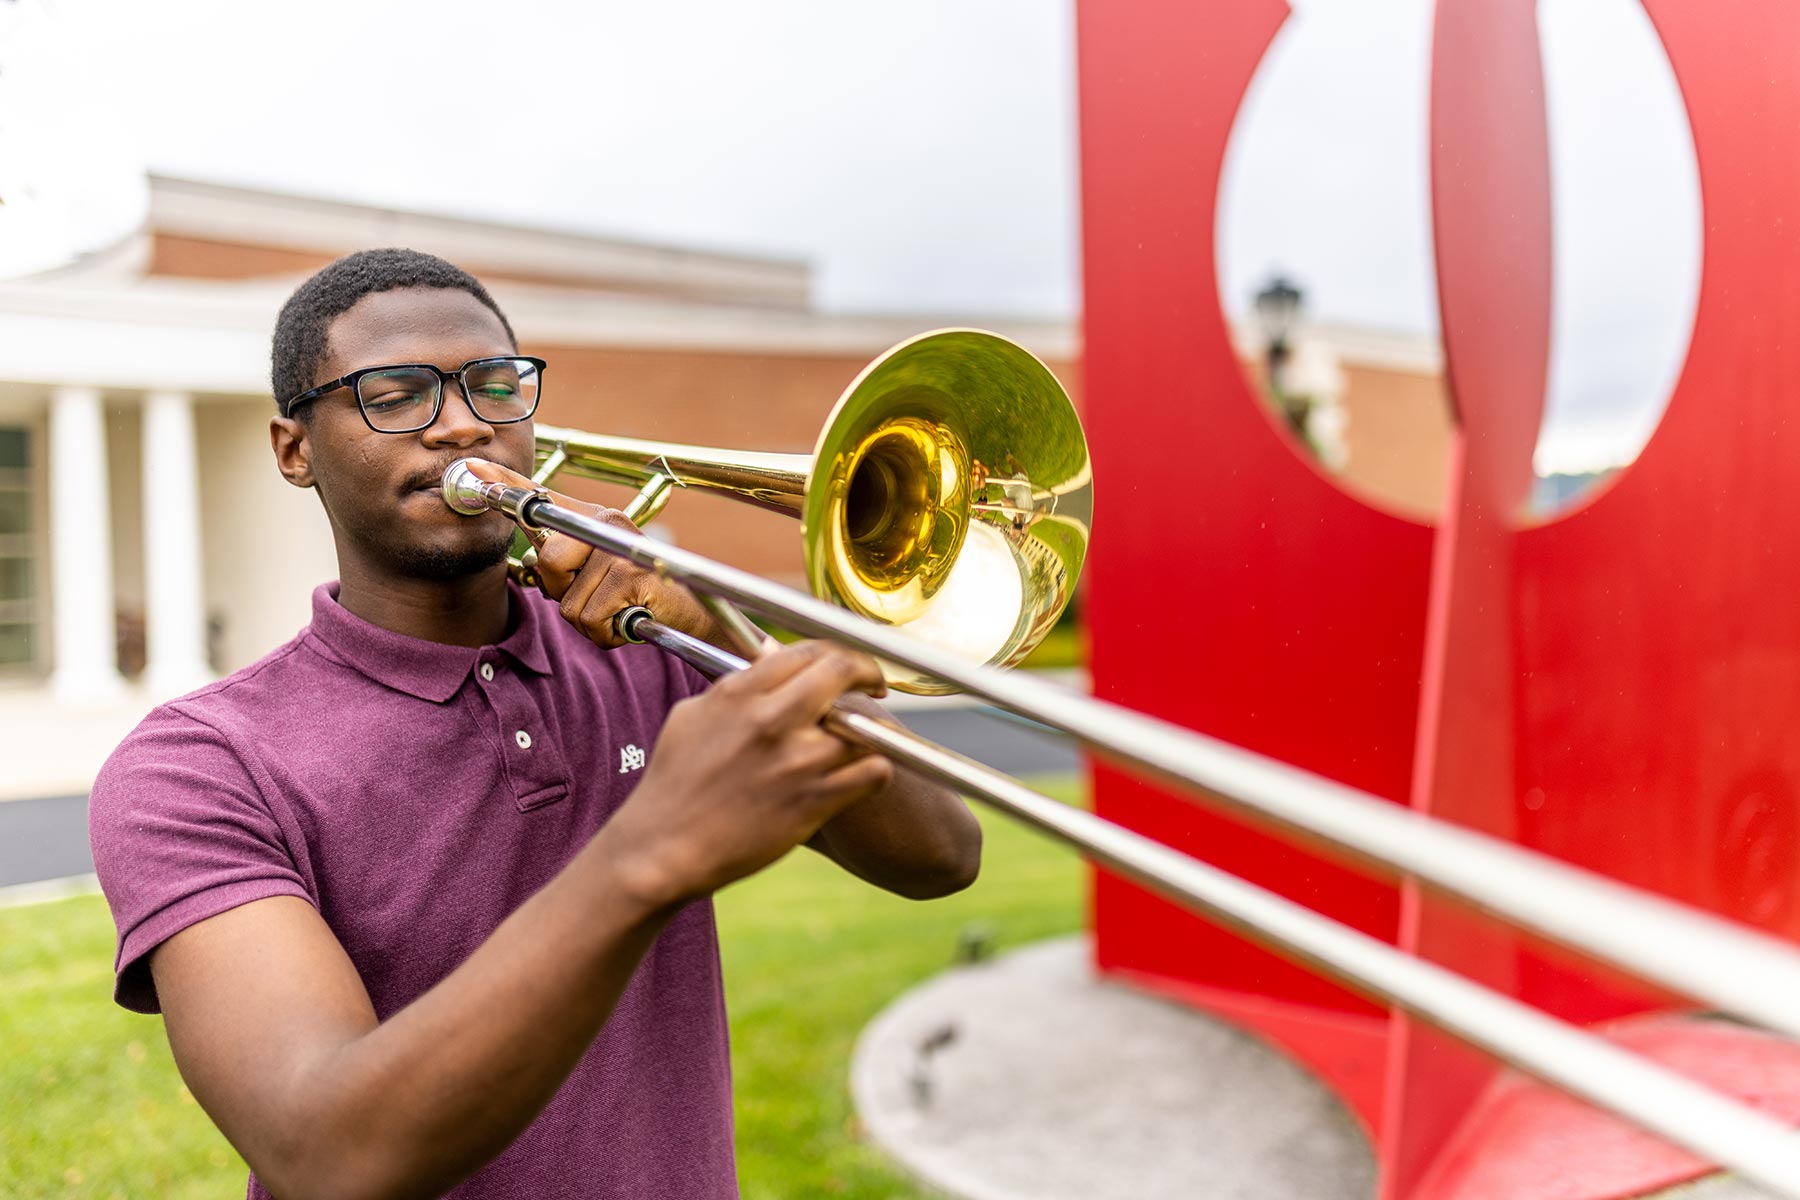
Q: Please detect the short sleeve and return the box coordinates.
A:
[88,705,313,1014]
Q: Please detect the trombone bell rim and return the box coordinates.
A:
[805,327,1092,694]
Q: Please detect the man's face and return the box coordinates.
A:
[280,286,538,581]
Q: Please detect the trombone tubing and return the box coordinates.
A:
[452,471,1800,1044]
[622,612,1800,1198]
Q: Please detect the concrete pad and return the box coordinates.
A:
[851,935,1376,1200]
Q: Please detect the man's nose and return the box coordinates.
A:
[421,380,493,447]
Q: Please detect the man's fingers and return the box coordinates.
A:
[534,531,592,600]
[461,457,532,488]
[715,639,833,698]
[535,507,638,607]
[558,545,623,638]
[459,458,581,513]
[758,644,887,730]
[459,459,642,559]
[782,726,873,775]
[812,754,895,812]
[579,562,670,649]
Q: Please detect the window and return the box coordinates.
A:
[0,427,35,669]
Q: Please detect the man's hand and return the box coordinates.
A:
[459,462,977,902]
[462,458,724,649]
[597,639,896,909]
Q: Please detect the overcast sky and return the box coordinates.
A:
[51,0,1082,318]
[22,0,1703,479]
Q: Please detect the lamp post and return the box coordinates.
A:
[1254,275,1307,438]
[1260,275,1317,446]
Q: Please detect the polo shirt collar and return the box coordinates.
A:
[308,580,555,702]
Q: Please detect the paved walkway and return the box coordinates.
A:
[0,795,93,887]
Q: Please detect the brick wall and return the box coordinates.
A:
[524,342,1085,589]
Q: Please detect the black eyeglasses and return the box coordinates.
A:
[284,356,547,433]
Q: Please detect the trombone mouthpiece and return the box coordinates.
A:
[441,459,495,515]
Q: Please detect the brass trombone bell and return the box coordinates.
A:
[521,328,1092,694]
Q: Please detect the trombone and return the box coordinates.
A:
[520,328,1091,696]
[441,330,1800,1195]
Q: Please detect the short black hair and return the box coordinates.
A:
[270,248,518,415]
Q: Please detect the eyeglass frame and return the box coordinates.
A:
[282,355,549,432]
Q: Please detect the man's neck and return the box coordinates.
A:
[335,562,513,648]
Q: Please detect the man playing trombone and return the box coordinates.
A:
[88,248,981,1200]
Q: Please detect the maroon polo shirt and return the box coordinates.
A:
[88,581,737,1200]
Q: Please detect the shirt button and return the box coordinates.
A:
[479,663,495,682]
[514,730,533,750]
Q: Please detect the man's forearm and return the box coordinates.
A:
[280,832,679,1200]
[807,693,983,899]
[710,630,981,899]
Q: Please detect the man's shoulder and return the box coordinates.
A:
[99,630,332,778]
[153,634,324,725]
[88,645,310,879]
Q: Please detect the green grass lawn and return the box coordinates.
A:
[0,777,1085,1198]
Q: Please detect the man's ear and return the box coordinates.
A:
[270,415,316,488]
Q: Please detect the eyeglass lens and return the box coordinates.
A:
[355,359,540,432]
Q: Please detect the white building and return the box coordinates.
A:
[0,175,1078,799]
[0,174,1451,801]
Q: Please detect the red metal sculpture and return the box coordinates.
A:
[1078,1,1800,1194]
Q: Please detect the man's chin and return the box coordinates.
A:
[388,532,515,582]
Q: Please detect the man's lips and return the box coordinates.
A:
[406,465,466,497]
[406,460,525,504]
[407,459,514,497]
[406,479,467,513]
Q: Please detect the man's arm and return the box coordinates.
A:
[151,642,894,1200]
[802,690,982,899]
[493,460,983,901]
[155,848,672,1200]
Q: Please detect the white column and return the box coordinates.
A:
[141,390,213,696]
[48,385,125,704]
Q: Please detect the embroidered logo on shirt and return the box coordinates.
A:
[619,744,647,774]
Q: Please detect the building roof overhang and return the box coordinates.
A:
[0,274,1078,400]
[147,174,815,310]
